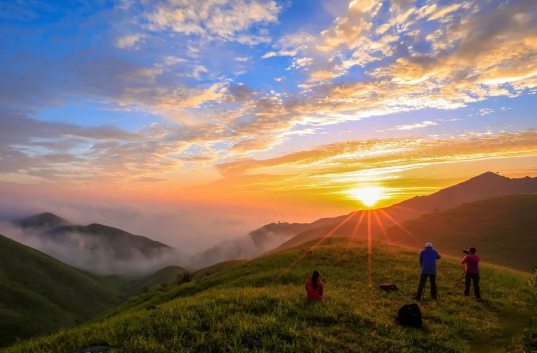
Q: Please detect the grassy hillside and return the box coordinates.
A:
[192,259,248,280]
[4,238,536,353]
[0,234,127,347]
[125,266,187,295]
[384,194,537,272]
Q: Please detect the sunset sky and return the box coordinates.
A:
[1,0,536,250]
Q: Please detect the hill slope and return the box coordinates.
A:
[4,238,536,353]
[0,234,127,347]
[383,194,537,272]
[126,266,187,295]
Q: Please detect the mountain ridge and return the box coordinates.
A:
[9,213,185,275]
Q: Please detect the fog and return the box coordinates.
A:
[188,229,298,269]
[0,194,326,274]
[0,221,190,275]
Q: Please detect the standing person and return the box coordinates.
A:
[461,247,482,302]
[305,270,324,301]
[412,243,441,300]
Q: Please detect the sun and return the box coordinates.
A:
[346,187,385,207]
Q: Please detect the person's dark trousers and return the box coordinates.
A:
[416,274,437,299]
[464,273,481,299]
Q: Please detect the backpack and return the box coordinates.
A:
[379,283,398,291]
[396,304,422,328]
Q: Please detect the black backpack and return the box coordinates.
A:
[396,304,422,328]
[379,283,398,291]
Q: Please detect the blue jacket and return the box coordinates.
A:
[419,248,441,275]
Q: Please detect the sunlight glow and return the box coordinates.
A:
[346,187,386,207]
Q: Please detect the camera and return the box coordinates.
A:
[462,249,470,254]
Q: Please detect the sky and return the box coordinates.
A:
[1,0,536,251]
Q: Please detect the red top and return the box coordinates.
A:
[306,278,324,301]
[461,254,481,274]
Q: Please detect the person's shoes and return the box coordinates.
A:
[476,298,482,302]
[411,295,420,300]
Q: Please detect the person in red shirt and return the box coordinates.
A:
[461,247,482,301]
[305,270,324,301]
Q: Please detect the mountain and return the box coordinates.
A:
[14,212,71,229]
[188,218,346,268]
[386,172,537,220]
[4,238,536,352]
[270,172,537,253]
[0,234,127,347]
[9,213,185,275]
[381,194,537,272]
[47,223,174,261]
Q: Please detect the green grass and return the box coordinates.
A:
[384,194,537,272]
[192,260,248,281]
[0,234,128,347]
[125,266,187,296]
[3,237,536,353]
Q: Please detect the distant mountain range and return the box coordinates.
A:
[270,172,537,254]
[8,213,186,275]
[382,172,537,222]
[0,233,127,347]
[188,215,348,268]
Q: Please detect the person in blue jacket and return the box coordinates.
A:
[412,242,441,300]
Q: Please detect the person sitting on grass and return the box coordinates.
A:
[412,242,441,300]
[461,247,482,302]
[306,270,324,301]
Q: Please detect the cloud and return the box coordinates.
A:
[164,56,188,66]
[2,0,536,190]
[145,0,281,43]
[261,51,277,59]
[394,121,438,131]
[261,32,316,58]
[215,129,537,179]
[116,33,145,49]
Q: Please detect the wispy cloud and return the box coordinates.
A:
[145,0,281,43]
[394,121,438,131]
[116,33,145,49]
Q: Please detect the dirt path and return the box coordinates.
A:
[470,304,532,352]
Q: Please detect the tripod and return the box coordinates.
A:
[454,270,466,289]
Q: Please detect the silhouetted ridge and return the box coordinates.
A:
[271,173,537,253]
[15,212,71,228]
[48,223,173,261]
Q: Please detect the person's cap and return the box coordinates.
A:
[425,242,433,248]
